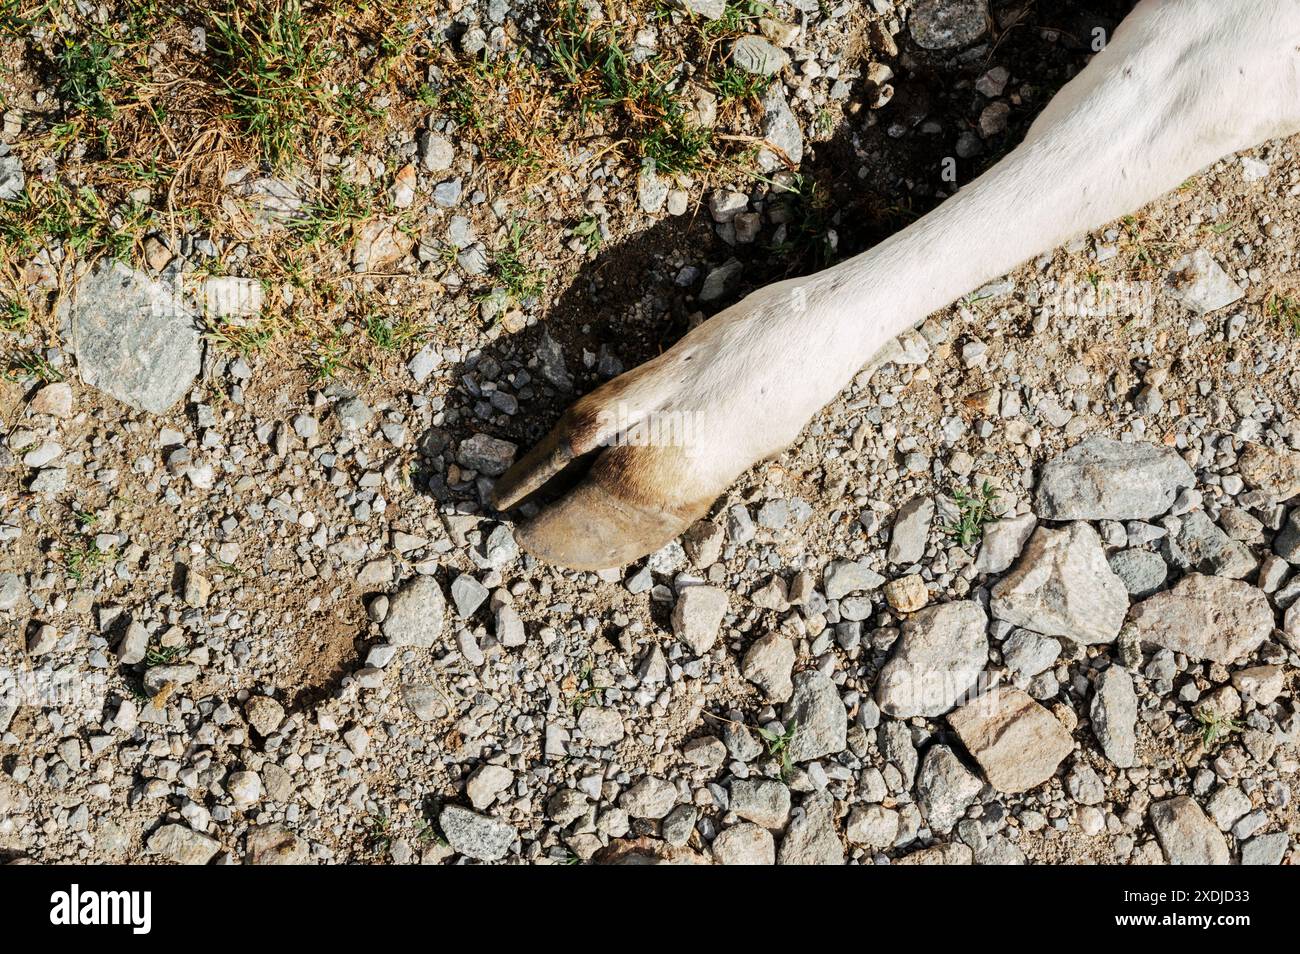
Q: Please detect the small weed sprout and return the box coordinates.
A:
[945,481,1000,548]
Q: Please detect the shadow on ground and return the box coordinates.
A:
[428,1,1136,521]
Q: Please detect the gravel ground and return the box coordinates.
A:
[1,0,1297,864]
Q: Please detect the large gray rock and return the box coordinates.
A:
[947,686,1074,794]
[1148,797,1230,865]
[1034,438,1194,521]
[67,262,203,414]
[1091,665,1138,768]
[990,523,1128,644]
[1128,573,1272,663]
[916,745,983,834]
[382,576,447,648]
[909,0,988,50]
[876,600,988,717]
[439,805,517,861]
[1161,510,1256,579]
[782,670,847,762]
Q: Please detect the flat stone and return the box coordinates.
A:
[0,154,24,200]
[1160,510,1256,579]
[757,83,802,172]
[683,520,725,567]
[400,683,448,721]
[883,573,929,612]
[1237,442,1300,501]
[1128,573,1272,663]
[147,823,220,864]
[974,513,1036,574]
[67,262,202,414]
[823,559,884,601]
[1231,665,1285,705]
[577,706,625,746]
[1166,248,1244,315]
[495,603,526,647]
[776,792,844,865]
[450,574,489,617]
[1148,797,1230,865]
[712,822,774,864]
[917,745,983,835]
[730,35,790,76]
[876,600,988,717]
[244,696,285,736]
[1274,507,1300,561]
[352,218,414,268]
[1240,833,1289,866]
[888,495,934,564]
[0,572,26,613]
[728,777,791,828]
[990,523,1128,644]
[637,159,669,213]
[1034,437,1194,521]
[909,0,988,50]
[619,776,678,819]
[948,686,1074,794]
[741,631,795,702]
[114,621,148,665]
[1001,629,1061,678]
[466,764,514,810]
[456,433,517,476]
[700,258,744,301]
[1091,665,1138,768]
[439,805,517,861]
[671,585,728,655]
[782,670,847,761]
[894,843,974,865]
[845,804,899,849]
[1206,786,1252,831]
[245,824,310,864]
[382,576,446,648]
[419,131,454,172]
[1107,548,1168,598]
[29,382,74,418]
[678,0,726,18]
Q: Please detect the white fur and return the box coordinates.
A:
[616,0,1300,493]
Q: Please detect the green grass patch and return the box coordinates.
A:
[207,0,338,171]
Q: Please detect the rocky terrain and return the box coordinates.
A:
[1,0,1297,864]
